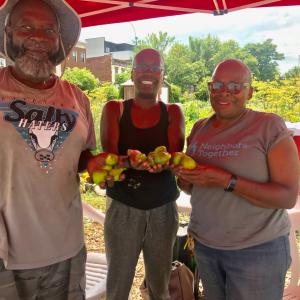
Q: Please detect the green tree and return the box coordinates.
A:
[210,40,259,76]
[168,83,181,103]
[165,43,192,89]
[283,66,300,79]
[195,76,211,102]
[134,31,175,57]
[100,82,119,100]
[114,67,132,99]
[165,43,206,91]
[182,99,212,137]
[88,89,105,152]
[62,67,99,93]
[114,67,131,85]
[188,35,221,74]
[244,39,284,81]
[187,36,258,78]
[88,83,119,151]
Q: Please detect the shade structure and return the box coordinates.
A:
[0,0,299,28]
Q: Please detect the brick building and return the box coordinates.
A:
[65,41,86,69]
[65,37,133,83]
[86,55,131,83]
[0,38,133,84]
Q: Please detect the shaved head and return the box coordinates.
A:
[212,59,252,84]
[133,48,164,69]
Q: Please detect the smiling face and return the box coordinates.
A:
[6,0,60,82]
[131,48,164,101]
[209,59,253,123]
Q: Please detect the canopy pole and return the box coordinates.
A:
[80,0,212,15]
[222,0,228,11]
[212,0,228,15]
[212,0,221,14]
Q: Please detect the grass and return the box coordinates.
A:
[82,191,106,210]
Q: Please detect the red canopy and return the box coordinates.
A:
[68,0,299,27]
[0,0,299,27]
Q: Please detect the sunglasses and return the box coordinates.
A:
[133,64,164,73]
[208,81,250,94]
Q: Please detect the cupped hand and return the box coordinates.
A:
[147,162,170,173]
[169,163,182,175]
[177,164,231,188]
[128,158,150,170]
[98,172,126,189]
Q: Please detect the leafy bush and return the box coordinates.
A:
[250,79,300,121]
[88,84,119,152]
[182,99,212,137]
[169,83,181,103]
[63,67,99,92]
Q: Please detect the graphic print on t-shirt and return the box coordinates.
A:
[187,141,248,160]
[2,100,77,168]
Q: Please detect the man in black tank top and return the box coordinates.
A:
[100,48,185,299]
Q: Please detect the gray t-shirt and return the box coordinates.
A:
[0,67,96,269]
[187,109,291,250]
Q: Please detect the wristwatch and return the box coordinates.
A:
[224,174,238,192]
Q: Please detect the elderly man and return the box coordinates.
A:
[90,48,185,300]
[177,59,300,300]
[0,0,95,299]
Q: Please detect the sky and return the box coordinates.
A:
[80,6,300,74]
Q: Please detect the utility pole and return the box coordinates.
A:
[298,55,300,73]
[298,55,300,117]
[129,22,138,47]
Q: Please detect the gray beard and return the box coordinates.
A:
[15,54,55,81]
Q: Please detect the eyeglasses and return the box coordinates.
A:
[207,81,250,94]
[133,64,164,73]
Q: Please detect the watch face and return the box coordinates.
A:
[224,175,237,192]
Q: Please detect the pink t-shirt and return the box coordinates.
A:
[187,109,292,250]
[0,67,95,269]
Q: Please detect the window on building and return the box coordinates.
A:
[105,47,110,53]
[115,66,119,75]
[80,52,86,63]
[72,51,77,62]
[0,58,6,68]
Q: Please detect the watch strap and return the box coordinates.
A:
[224,174,237,192]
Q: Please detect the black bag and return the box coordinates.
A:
[173,222,200,298]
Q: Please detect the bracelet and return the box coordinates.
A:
[224,174,238,192]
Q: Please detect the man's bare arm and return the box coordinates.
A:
[167,104,185,152]
[100,100,122,153]
[78,150,93,173]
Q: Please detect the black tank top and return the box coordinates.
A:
[106,99,179,210]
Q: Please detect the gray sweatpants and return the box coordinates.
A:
[0,246,86,300]
[104,200,179,300]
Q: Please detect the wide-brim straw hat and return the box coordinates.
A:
[0,0,81,65]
